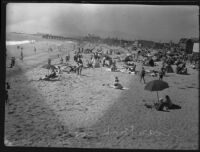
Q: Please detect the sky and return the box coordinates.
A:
[6,3,199,43]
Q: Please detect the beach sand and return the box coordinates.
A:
[5,33,199,149]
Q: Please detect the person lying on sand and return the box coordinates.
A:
[39,69,58,80]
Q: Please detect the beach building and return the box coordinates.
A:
[193,42,199,53]
[179,38,199,54]
[134,40,155,48]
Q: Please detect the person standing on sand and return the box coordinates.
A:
[11,57,15,67]
[6,82,10,90]
[159,69,164,80]
[48,58,51,65]
[5,89,8,105]
[60,57,63,64]
[20,50,23,61]
[76,56,83,75]
[140,67,146,83]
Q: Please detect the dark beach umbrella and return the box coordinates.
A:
[144,80,169,102]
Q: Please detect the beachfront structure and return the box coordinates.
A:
[179,38,199,54]
[133,40,155,48]
[193,42,199,53]
[42,34,71,41]
[133,40,171,49]
[153,42,165,49]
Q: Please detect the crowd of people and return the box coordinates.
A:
[7,41,198,112]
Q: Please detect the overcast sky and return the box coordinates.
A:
[6,3,199,43]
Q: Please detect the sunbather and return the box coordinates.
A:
[154,98,166,111]
[163,95,173,110]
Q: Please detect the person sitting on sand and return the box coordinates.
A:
[150,70,157,77]
[154,98,166,111]
[163,95,173,110]
[49,69,57,78]
[86,59,93,68]
[56,66,62,78]
[128,64,136,73]
[9,57,16,68]
[113,77,123,89]
[65,54,70,62]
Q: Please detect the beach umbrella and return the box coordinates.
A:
[144,80,169,103]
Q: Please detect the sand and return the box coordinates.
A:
[5,33,199,149]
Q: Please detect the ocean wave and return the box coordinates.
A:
[6,40,36,46]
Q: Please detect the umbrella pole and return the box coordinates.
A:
[156,91,159,103]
